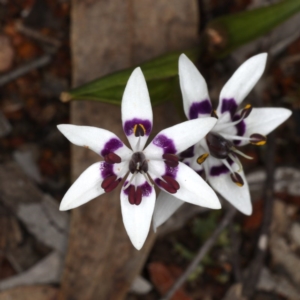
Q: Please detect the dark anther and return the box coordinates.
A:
[129,152,148,174]
[211,110,218,119]
[206,132,232,159]
[104,152,122,164]
[230,172,244,187]
[162,175,180,191]
[128,185,143,205]
[159,180,177,194]
[163,153,179,167]
[134,124,146,137]
[241,104,252,119]
[250,133,267,146]
[101,175,120,192]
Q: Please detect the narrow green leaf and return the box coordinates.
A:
[207,0,300,57]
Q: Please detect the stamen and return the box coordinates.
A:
[141,171,154,187]
[128,185,143,205]
[221,159,235,174]
[101,175,120,192]
[230,147,253,160]
[163,153,179,167]
[133,124,146,137]
[104,152,122,164]
[159,180,177,194]
[197,153,209,164]
[250,133,267,146]
[211,110,218,119]
[230,172,244,187]
[240,104,252,119]
[123,172,137,190]
[228,153,243,172]
[214,105,251,131]
[162,175,180,190]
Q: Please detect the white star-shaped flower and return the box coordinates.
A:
[58,67,220,250]
[153,53,291,230]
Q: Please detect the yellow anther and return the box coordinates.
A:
[244,104,251,109]
[197,153,209,164]
[133,124,146,137]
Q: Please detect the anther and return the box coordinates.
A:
[162,175,180,190]
[197,153,209,164]
[104,152,121,164]
[230,172,244,187]
[128,185,143,205]
[133,124,146,137]
[250,133,267,146]
[211,110,218,119]
[163,153,179,167]
[101,175,120,192]
[241,104,252,119]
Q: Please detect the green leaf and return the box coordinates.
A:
[61,0,300,105]
[61,48,199,104]
[207,0,300,57]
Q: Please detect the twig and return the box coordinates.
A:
[242,132,276,298]
[161,207,236,300]
[0,54,52,86]
[16,21,61,48]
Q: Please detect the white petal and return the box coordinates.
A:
[148,160,220,209]
[60,162,104,211]
[57,124,132,159]
[240,108,292,146]
[217,53,268,119]
[153,191,184,231]
[144,118,217,159]
[208,170,252,215]
[120,173,156,250]
[122,67,153,151]
[179,54,212,119]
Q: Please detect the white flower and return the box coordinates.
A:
[58,67,220,250]
[153,53,291,230]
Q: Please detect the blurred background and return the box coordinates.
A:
[0,0,300,299]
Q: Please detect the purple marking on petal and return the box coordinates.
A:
[189,100,212,119]
[232,114,246,146]
[210,158,233,176]
[221,98,238,118]
[123,118,152,136]
[123,182,152,197]
[101,138,123,157]
[165,164,178,178]
[210,164,229,176]
[180,146,194,158]
[152,134,176,154]
[100,162,115,179]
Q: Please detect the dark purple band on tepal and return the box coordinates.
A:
[123,118,152,136]
[221,98,238,118]
[100,162,116,179]
[210,163,230,176]
[232,114,246,146]
[101,138,123,157]
[189,100,212,120]
[123,182,153,197]
[152,134,176,154]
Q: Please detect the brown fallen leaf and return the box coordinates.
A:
[148,262,192,300]
[0,285,58,300]
[243,200,263,231]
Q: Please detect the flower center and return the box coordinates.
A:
[206,132,233,159]
[129,152,148,174]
